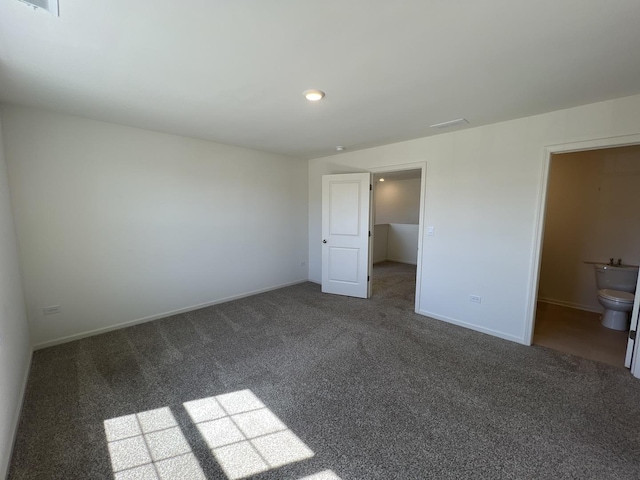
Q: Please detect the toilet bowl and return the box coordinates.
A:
[593,264,638,331]
[596,289,634,330]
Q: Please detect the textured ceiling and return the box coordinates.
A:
[1,1,639,159]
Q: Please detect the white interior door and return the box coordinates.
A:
[321,173,372,298]
[625,271,640,369]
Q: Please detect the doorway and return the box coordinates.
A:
[532,144,640,368]
[370,165,425,312]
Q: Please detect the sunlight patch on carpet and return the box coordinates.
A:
[105,389,321,480]
[104,406,206,480]
[184,389,314,479]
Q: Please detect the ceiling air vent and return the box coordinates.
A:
[430,118,469,129]
[17,0,59,16]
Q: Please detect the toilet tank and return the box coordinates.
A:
[594,264,639,292]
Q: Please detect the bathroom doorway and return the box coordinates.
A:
[369,165,425,312]
[533,144,640,368]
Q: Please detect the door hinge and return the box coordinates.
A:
[630,330,637,341]
[370,184,372,191]
[367,275,370,281]
[368,230,371,237]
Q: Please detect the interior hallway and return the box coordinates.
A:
[534,302,629,368]
[371,261,416,307]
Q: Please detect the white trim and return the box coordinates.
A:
[419,309,526,345]
[625,269,640,369]
[369,161,427,313]
[368,172,374,298]
[3,348,33,480]
[545,134,640,154]
[33,279,308,350]
[369,162,426,174]
[523,146,551,346]
[537,297,602,314]
[526,133,640,348]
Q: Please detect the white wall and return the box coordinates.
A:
[373,177,420,264]
[374,224,419,265]
[374,178,421,224]
[309,93,640,344]
[387,224,419,265]
[0,116,31,479]
[1,106,308,348]
[373,224,389,263]
[539,145,640,312]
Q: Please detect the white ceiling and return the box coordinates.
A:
[1,1,639,159]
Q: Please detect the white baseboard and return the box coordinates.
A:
[537,297,602,314]
[33,279,309,350]
[3,347,33,480]
[417,309,526,345]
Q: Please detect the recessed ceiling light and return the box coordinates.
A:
[304,89,325,102]
[379,178,385,182]
[335,146,345,151]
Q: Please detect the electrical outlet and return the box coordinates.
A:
[469,295,482,304]
[43,305,60,315]
[427,226,435,236]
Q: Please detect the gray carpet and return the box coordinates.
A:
[8,262,640,479]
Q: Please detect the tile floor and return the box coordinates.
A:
[534,302,629,368]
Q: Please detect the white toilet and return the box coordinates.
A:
[594,264,639,330]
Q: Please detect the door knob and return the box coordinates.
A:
[322,239,327,243]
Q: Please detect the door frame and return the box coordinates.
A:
[525,133,640,376]
[625,271,640,369]
[369,161,427,313]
